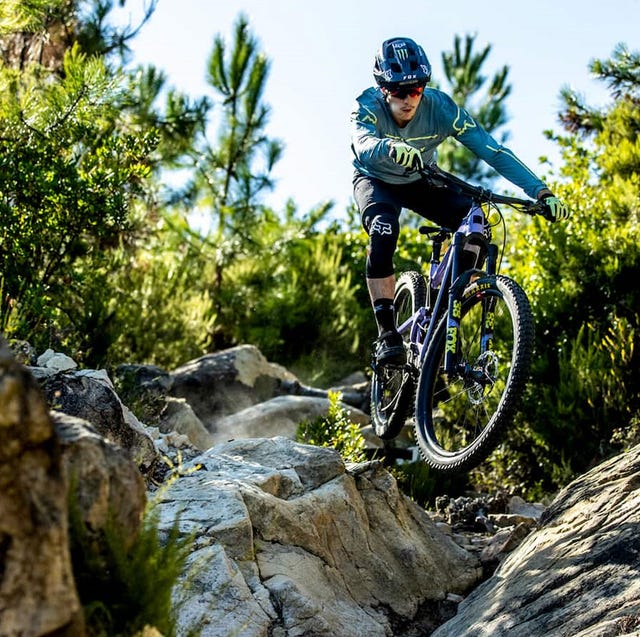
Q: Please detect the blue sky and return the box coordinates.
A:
[115,0,639,214]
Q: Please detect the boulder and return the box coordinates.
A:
[432,444,640,636]
[168,345,298,427]
[39,368,158,471]
[52,411,147,549]
[0,340,84,636]
[155,437,481,636]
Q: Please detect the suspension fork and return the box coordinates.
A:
[486,243,498,276]
[481,243,499,353]
[444,232,465,375]
[479,300,495,357]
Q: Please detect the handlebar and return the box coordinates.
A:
[419,165,553,221]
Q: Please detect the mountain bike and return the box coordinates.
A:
[370,165,552,473]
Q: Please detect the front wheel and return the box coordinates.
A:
[414,275,534,473]
[370,271,426,440]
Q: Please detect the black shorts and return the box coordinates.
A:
[353,171,472,232]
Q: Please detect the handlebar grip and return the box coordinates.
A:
[535,202,556,222]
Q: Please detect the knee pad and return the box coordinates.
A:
[366,212,399,279]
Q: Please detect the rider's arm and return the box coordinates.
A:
[349,89,420,183]
[350,89,394,166]
[443,98,549,199]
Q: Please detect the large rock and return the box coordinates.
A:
[155,437,480,636]
[0,340,84,636]
[52,411,147,549]
[209,394,370,446]
[39,368,158,471]
[432,444,640,637]
[168,345,298,428]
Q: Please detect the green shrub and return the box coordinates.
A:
[296,390,366,464]
[391,461,438,508]
[69,494,195,637]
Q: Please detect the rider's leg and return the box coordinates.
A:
[352,174,405,364]
[365,210,400,331]
[364,210,405,364]
[367,274,396,334]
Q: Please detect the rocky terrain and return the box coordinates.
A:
[2,340,640,636]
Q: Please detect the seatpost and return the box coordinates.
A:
[431,235,443,266]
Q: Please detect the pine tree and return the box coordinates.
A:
[190,13,283,238]
[0,1,205,361]
[435,33,512,183]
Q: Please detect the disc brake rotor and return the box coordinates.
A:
[466,351,499,405]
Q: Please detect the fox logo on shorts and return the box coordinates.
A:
[370,218,393,236]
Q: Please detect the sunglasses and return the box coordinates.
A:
[387,85,424,99]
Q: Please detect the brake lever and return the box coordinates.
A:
[419,165,466,194]
[533,201,555,222]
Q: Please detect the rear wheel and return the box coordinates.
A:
[370,271,426,439]
[414,275,533,472]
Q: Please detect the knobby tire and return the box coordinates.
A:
[370,271,426,440]
[414,274,534,473]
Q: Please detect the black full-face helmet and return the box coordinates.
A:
[373,37,432,89]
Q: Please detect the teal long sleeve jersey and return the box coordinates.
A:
[350,86,548,200]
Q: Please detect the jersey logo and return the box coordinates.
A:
[370,218,393,236]
[360,104,378,125]
[453,107,477,136]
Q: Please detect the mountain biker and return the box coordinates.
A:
[350,36,570,367]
